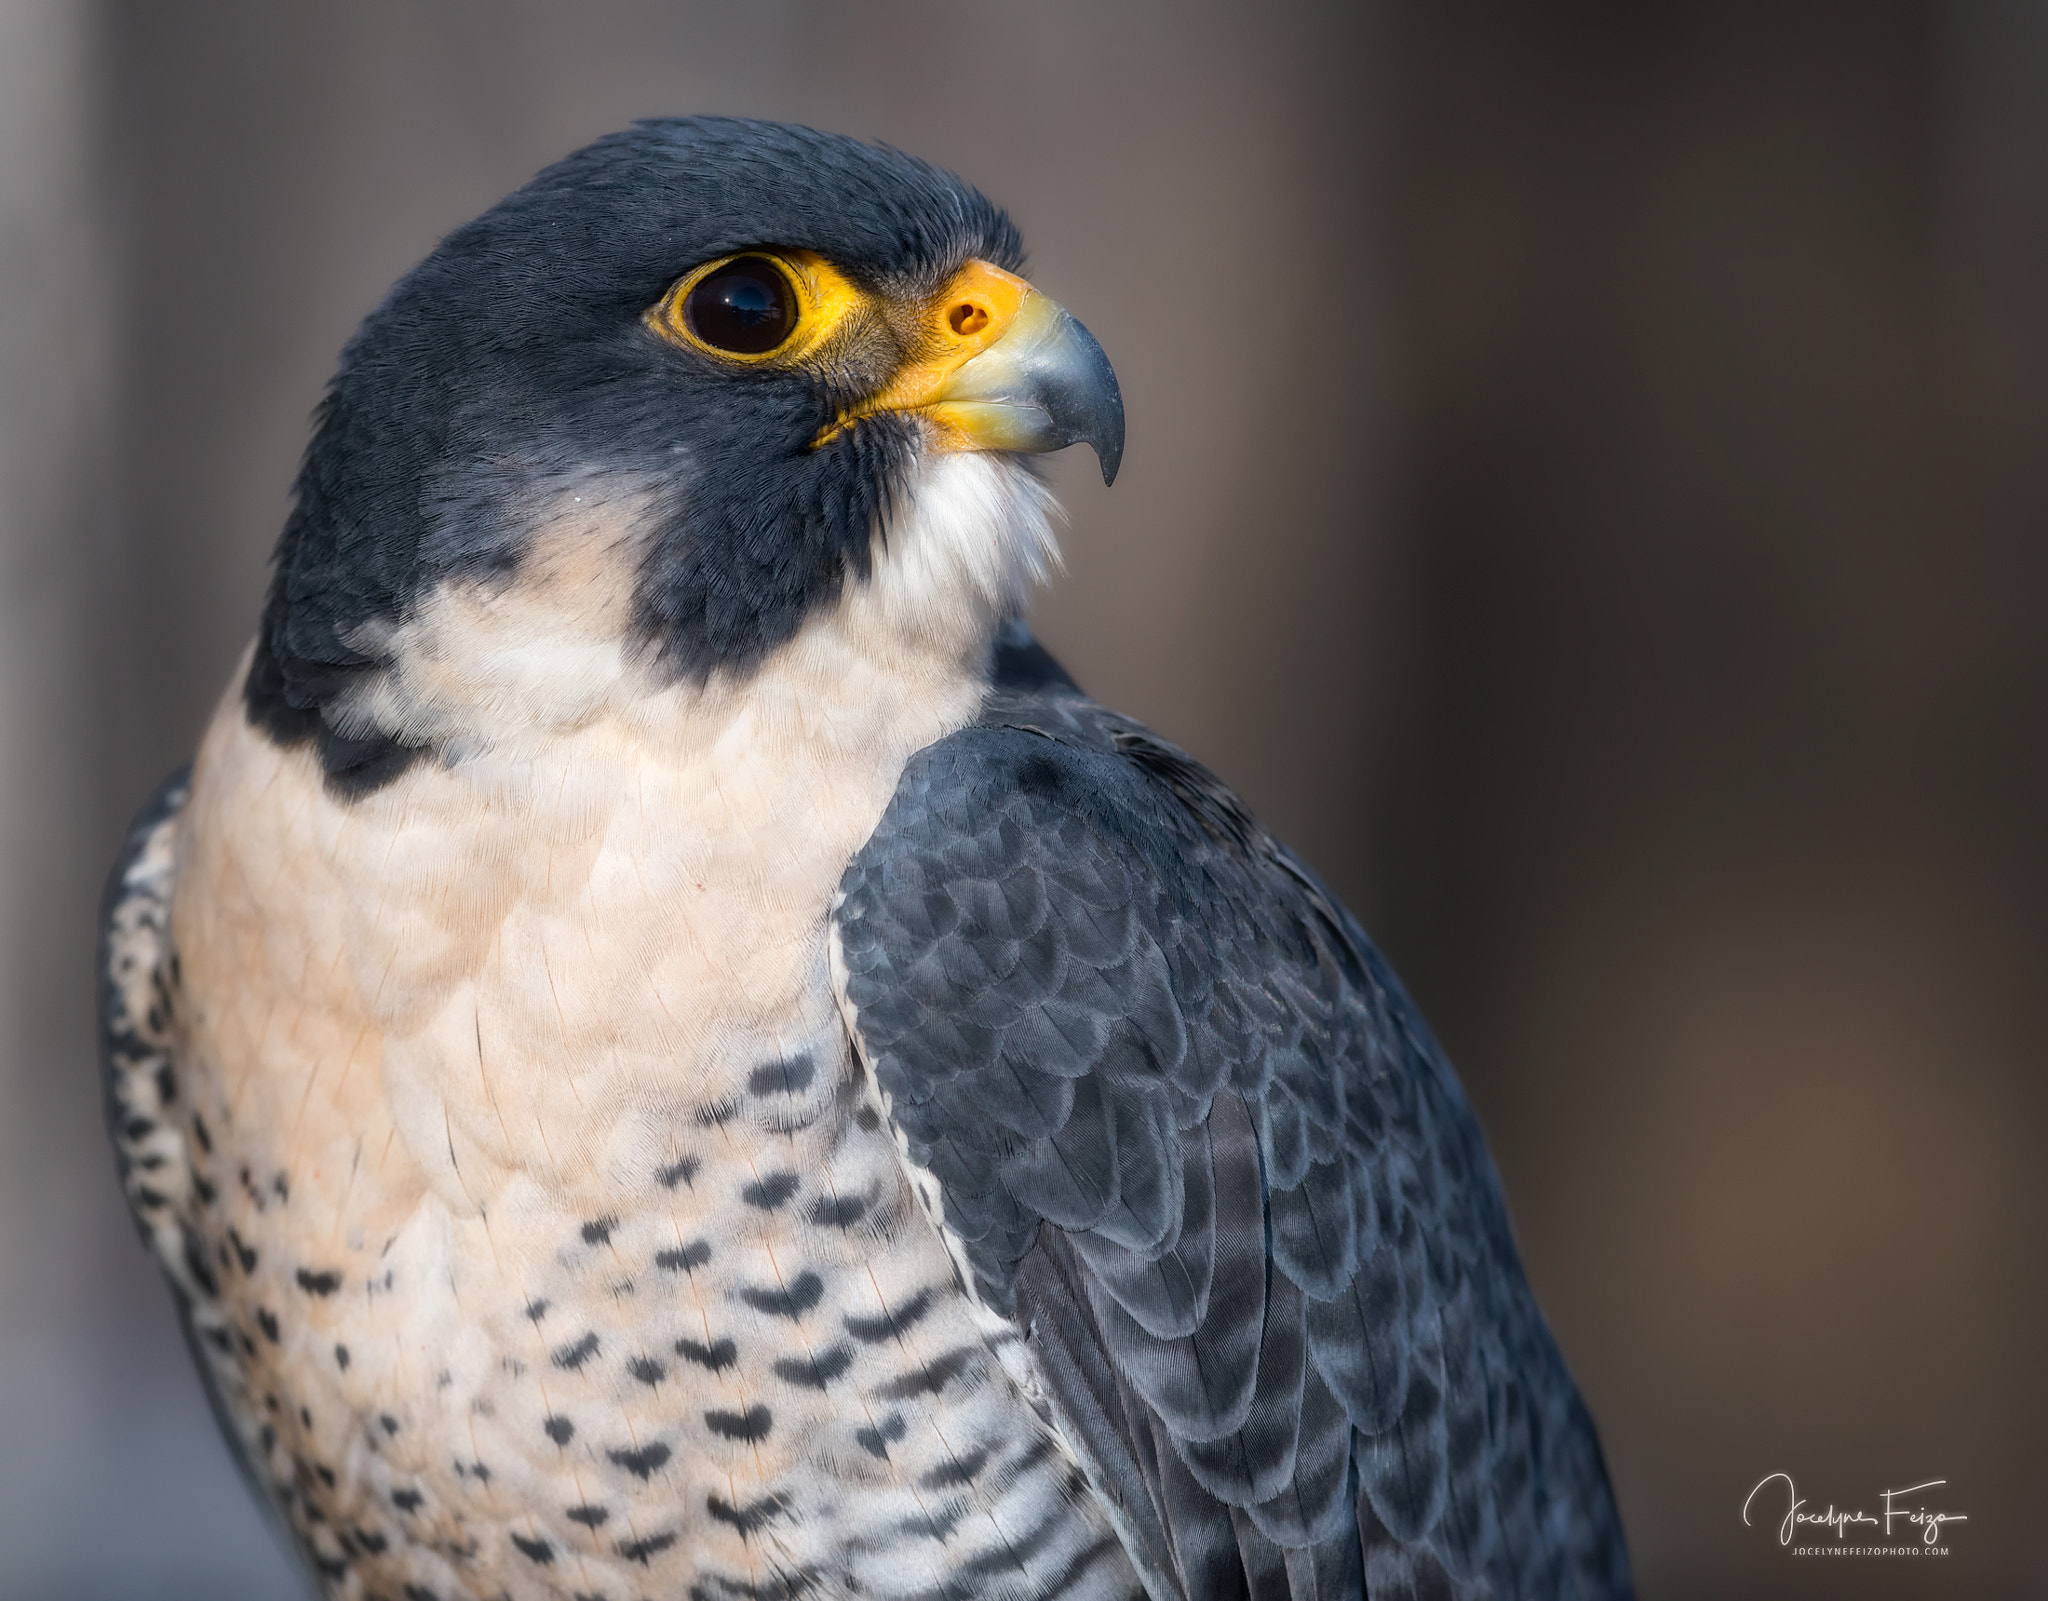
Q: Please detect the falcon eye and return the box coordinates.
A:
[683,256,797,355]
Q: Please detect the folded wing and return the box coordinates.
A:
[834,657,1632,1600]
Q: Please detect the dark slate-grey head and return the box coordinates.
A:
[246,116,1122,793]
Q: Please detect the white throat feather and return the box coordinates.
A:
[329,451,1060,763]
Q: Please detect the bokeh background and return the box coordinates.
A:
[2,2,2043,1596]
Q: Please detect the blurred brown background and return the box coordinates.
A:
[1,2,2042,1596]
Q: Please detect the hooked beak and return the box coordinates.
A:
[818,260,1125,486]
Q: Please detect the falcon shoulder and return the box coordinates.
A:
[100,766,280,1524]
[833,645,1633,1601]
[101,765,197,1287]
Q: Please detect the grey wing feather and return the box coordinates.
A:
[99,766,290,1549]
[835,637,1632,1600]
[101,765,198,1283]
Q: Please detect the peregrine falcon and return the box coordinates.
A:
[100,118,1631,1600]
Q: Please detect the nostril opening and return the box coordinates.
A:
[948,301,990,337]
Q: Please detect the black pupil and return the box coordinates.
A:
[684,257,795,355]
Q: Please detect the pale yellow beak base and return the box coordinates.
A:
[819,261,1125,485]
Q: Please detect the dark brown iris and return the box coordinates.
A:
[684,255,796,355]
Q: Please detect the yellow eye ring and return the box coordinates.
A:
[646,249,864,366]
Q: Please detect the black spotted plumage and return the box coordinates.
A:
[834,631,1634,1598]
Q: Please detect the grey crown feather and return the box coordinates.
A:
[834,658,1632,1601]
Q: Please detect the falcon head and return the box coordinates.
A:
[245,117,1122,790]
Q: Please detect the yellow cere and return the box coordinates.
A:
[822,259,1035,449]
